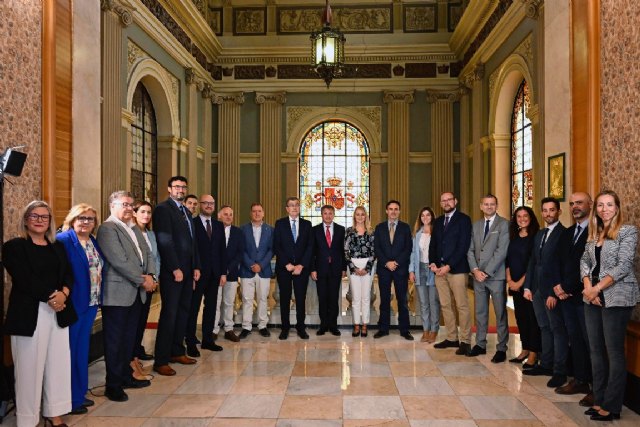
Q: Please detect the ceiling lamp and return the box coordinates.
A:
[310,0,346,88]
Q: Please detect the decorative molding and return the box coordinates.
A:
[277,5,392,34]
[351,107,382,136]
[121,108,136,126]
[202,83,214,99]
[405,63,437,78]
[286,107,315,137]
[101,0,135,26]
[255,92,287,105]
[235,65,266,80]
[403,4,438,33]
[426,86,469,103]
[234,7,266,35]
[522,0,542,19]
[215,53,458,65]
[211,92,245,105]
[383,91,415,103]
[185,66,209,91]
[449,0,499,57]
[514,33,534,66]
[460,62,485,88]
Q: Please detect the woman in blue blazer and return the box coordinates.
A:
[57,203,104,415]
[408,206,440,343]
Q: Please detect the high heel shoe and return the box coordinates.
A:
[509,352,530,363]
[352,326,361,337]
[361,325,368,337]
[44,418,69,427]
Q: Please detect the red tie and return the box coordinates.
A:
[325,225,332,247]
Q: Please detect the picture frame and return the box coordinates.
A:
[548,153,565,201]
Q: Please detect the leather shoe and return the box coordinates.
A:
[123,377,151,389]
[522,365,553,376]
[555,379,591,395]
[201,342,223,351]
[186,344,200,358]
[316,328,327,336]
[401,332,414,341]
[590,412,620,421]
[153,364,176,376]
[297,329,309,339]
[68,406,88,415]
[547,374,567,388]
[170,355,197,365]
[456,342,471,355]
[579,392,594,407]
[466,345,486,357]
[225,331,240,342]
[137,352,154,361]
[330,328,341,336]
[373,330,389,339]
[584,407,599,416]
[522,362,536,370]
[279,329,289,340]
[105,387,128,402]
[239,329,251,339]
[491,351,507,363]
[83,398,95,407]
[434,339,459,349]
[259,328,271,337]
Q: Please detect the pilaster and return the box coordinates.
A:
[489,133,512,219]
[458,87,471,214]
[185,67,199,193]
[201,84,213,194]
[465,63,486,219]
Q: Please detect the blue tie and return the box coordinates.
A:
[483,220,490,241]
[573,224,582,244]
[181,205,193,237]
[291,219,297,242]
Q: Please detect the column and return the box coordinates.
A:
[384,90,414,221]
[185,68,199,191]
[255,92,286,225]
[426,90,456,212]
[202,84,213,194]
[527,104,543,207]
[121,109,135,192]
[489,133,512,219]
[458,87,471,213]
[213,92,245,211]
[464,63,485,219]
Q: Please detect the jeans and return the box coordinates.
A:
[416,263,440,332]
[584,303,633,413]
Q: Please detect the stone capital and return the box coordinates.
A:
[460,62,485,89]
[101,0,135,27]
[185,67,198,86]
[255,92,287,105]
[383,90,415,104]
[202,83,214,99]
[426,86,468,103]
[212,92,245,105]
[522,0,543,20]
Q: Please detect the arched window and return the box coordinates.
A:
[299,121,370,227]
[131,83,158,205]
[511,80,533,212]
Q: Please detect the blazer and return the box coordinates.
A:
[193,216,226,282]
[467,215,510,280]
[3,237,77,336]
[97,219,156,307]
[153,197,200,275]
[146,229,161,274]
[239,222,274,279]
[57,229,105,315]
[374,220,412,276]
[273,216,313,273]
[429,209,472,274]
[555,223,588,299]
[225,225,245,282]
[580,224,639,307]
[409,232,435,286]
[523,222,566,297]
[311,222,347,277]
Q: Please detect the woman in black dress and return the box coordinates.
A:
[505,206,541,368]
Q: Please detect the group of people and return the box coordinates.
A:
[2,177,638,426]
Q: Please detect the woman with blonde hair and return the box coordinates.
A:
[57,204,103,415]
[344,206,375,337]
[3,201,76,426]
[581,190,639,421]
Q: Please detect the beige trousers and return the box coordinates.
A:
[434,272,471,344]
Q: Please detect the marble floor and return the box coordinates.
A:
[2,328,639,426]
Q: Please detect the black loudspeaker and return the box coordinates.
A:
[0,149,27,177]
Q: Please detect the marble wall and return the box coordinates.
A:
[600,0,640,319]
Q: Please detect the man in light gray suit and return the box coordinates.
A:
[466,194,510,362]
[97,191,157,402]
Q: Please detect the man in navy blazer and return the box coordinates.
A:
[429,192,472,354]
[185,194,227,357]
[273,197,313,340]
[311,205,347,336]
[374,200,414,340]
[239,203,274,338]
[153,176,201,376]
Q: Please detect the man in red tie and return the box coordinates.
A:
[311,205,347,336]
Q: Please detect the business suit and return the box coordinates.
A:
[187,215,226,346]
[311,222,347,332]
[98,219,156,392]
[467,215,510,352]
[374,220,413,334]
[523,222,566,373]
[240,222,274,331]
[274,216,313,333]
[214,225,244,335]
[153,198,201,366]
[429,209,472,344]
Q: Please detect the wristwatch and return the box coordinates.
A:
[149,273,158,283]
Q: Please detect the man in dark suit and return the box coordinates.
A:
[273,197,313,340]
[430,192,472,354]
[185,194,226,356]
[217,205,244,342]
[152,176,201,376]
[523,197,566,386]
[553,192,593,402]
[374,200,414,340]
[310,205,347,336]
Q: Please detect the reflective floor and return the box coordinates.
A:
[3,328,640,426]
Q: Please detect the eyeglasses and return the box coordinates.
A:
[171,185,188,190]
[77,216,96,223]
[27,214,51,222]
[113,202,134,208]
[440,198,455,203]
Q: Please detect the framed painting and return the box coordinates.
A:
[548,153,565,201]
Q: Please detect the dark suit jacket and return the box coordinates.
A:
[224,225,244,282]
[524,223,566,297]
[153,198,200,275]
[556,223,588,300]
[3,237,77,336]
[273,216,313,273]
[374,220,413,276]
[311,222,347,277]
[429,210,472,274]
[193,216,226,282]
[239,222,274,279]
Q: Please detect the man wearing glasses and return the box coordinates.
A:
[152,176,201,376]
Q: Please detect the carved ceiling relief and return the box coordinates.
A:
[488,34,533,107]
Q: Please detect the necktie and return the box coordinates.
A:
[444,215,450,229]
[483,220,490,241]
[389,222,396,244]
[181,205,193,237]
[291,219,297,242]
[206,219,212,239]
[573,224,582,244]
[325,225,332,247]
[539,228,549,254]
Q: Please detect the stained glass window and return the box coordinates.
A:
[511,80,533,212]
[131,83,158,205]
[299,121,370,227]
